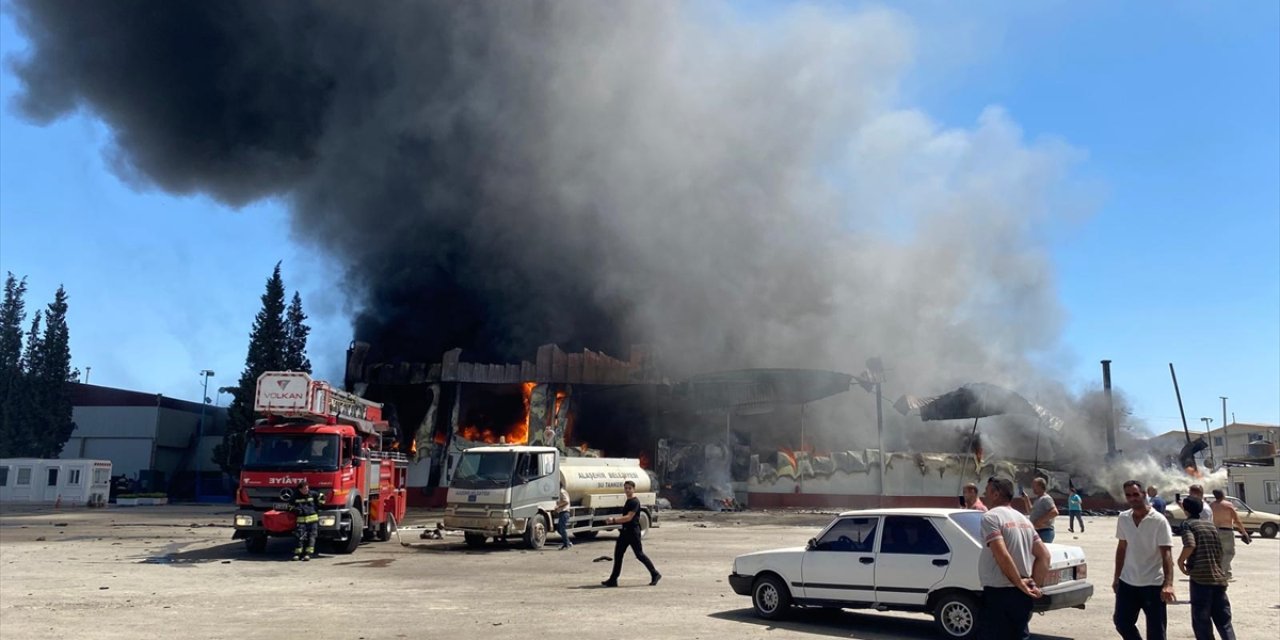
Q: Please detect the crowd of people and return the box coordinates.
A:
[969,476,1248,640]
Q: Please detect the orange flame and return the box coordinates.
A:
[1185,465,1202,479]
[433,430,447,445]
[554,390,567,417]
[456,382,536,445]
[638,451,651,469]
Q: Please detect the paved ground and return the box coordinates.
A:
[0,505,1275,639]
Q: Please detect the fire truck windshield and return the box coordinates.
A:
[244,434,341,471]
[452,451,516,489]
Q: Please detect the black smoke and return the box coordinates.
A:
[9,1,1086,431]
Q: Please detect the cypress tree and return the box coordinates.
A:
[284,291,312,374]
[0,275,28,457]
[35,286,75,457]
[214,263,289,475]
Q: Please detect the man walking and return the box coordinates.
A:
[1178,496,1237,639]
[1067,488,1084,533]
[554,481,573,550]
[1114,480,1176,640]
[1028,477,1059,543]
[1209,489,1251,580]
[601,480,660,587]
[978,476,1050,640]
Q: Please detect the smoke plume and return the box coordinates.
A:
[11,2,1127,471]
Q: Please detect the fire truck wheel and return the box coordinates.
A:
[524,514,548,550]
[243,534,268,554]
[375,518,392,542]
[336,511,363,554]
[464,533,487,547]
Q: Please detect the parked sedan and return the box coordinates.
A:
[728,508,1093,639]
[1165,495,1280,538]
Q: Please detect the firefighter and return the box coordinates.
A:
[287,480,323,561]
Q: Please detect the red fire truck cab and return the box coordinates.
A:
[232,372,407,555]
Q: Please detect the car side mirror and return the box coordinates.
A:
[806,538,817,551]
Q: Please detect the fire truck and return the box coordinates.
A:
[231,372,408,555]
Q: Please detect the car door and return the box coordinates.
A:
[1227,497,1258,528]
[799,516,879,604]
[874,515,952,606]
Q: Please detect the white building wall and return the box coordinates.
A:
[0,459,111,505]
[1227,459,1280,516]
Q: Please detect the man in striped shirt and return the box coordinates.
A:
[1177,496,1236,640]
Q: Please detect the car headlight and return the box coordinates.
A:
[318,515,338,527]
[234,515,254,527]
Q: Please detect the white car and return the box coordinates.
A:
[1165,495,1280,538]
[728,508,1094,639]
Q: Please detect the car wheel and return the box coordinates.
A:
[523,514,548,550]
[1261,522,1278,538]
[751,575,792,620]
[933,591,979,639]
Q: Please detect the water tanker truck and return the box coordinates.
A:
[442,445,658,549]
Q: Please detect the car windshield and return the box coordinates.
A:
[950,511,984,543]
[243,434,339,471]
[452,452,517,489]
[1227,497,1252,512]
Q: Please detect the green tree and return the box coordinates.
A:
[33,286,75,457]
[0,282,76,458]
[214,263,291,475]
[0,274,28,457]
[284,291,312,374]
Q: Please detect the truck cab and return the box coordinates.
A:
[443,446,657,549]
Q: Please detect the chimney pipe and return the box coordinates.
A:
[1101,360,1117,456]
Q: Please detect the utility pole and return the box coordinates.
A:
[1220,397,1229,460]
[197,370,215,501]
[1201,417,1215,469]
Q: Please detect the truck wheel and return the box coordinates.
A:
[464,532,487,548]
[638,511,651,538]
[243,534,268,554]
[1261,523,1278,538]
[375,518,392,542]
[573,530,599,541]
[751,575,792,620]
[337,511,363,554]
[524,514,548,550]
[933,591,979,639]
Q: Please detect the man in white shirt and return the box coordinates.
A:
[979,476,1050,640]
[1188,485,1212,522]
[1114,480,1175,640]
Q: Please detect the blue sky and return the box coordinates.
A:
[0,3,1276,433]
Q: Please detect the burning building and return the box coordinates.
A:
[347,342,666,506]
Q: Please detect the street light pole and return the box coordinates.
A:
[1200,417,1215,469]
[84,366,91,384]
[197,370,215,501]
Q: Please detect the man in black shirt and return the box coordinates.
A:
[601,480,660,587]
